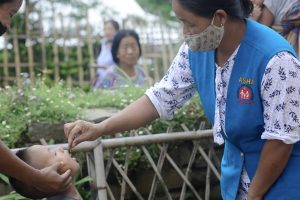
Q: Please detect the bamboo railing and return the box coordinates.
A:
[13,127,221,200]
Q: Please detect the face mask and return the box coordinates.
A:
[184,15,224,52]
[0,22,7,36]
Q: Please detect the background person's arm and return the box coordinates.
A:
[247,140,293,199]
[258,6,275,27]
[65,95,159,149]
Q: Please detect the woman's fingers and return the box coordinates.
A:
[66,121,84,149]
[64,120,96,149]
[64,121,78,138]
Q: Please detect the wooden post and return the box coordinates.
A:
[159,21,168,73]
[13,28,21,88]
[86,22,96,84]
[38,10,47,74]
[167,28,175,63]
[93,140,108,200]
[76,22,84,86]
[150,23,159,82]
[25,1,35,84]
[3,35,9,86]
[51,4,60,82]
[60,13,72,87]
[138,22,152,85]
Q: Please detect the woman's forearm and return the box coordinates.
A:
[0,140,39,183]
[97,95,159,137]
[248,140,293,199]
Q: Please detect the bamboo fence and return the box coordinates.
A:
[0,8,180,88]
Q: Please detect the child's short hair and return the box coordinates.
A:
[9,149,48,198]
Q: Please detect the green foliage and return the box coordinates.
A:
[0,173,9,185]
[0,80,82,147]
[136,0,175,21]
[0,80,209,198]
[0,173,92,200]
[77,86,147,109]
[0,191,30,200]
[0,77,208,148]
[23,80,83,123]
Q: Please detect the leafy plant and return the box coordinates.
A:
[0,191,30,200]
[0,173,92,200]
[0,80,83,147]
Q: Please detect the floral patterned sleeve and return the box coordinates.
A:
[145,43,196,120]
[261,51,300,144]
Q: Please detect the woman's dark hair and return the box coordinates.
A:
[0,0,14,4]
[104,19,120,32]
[111,29,142,65]
[175,0,253,19]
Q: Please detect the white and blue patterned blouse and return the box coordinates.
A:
[145,43,300,199]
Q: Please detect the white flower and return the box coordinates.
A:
[29,95,37,101]
[2,121,6,125]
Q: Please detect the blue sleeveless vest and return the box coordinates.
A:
[189,19,300,199]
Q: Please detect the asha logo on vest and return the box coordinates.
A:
[237,85,254,104]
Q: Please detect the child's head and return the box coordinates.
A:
[9,145,80,198]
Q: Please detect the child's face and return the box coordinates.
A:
[26,145,80,176]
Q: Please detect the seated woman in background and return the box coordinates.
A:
[9,145,82,200]
[94,29,147,89]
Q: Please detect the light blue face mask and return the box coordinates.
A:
[184,15,224,52]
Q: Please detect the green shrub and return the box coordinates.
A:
[0,79,209,147]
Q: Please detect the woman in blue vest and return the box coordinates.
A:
[64,0,300,199]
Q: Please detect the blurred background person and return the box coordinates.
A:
[251,0,300,56]
[250,0,264,20]
[95,29,146,89]
[92,19,120,89]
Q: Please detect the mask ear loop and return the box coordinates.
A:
[211,14,216,25]
[211,14,224,27]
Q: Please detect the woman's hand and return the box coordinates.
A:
[33,162,72,195]
[64,120,100,149]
